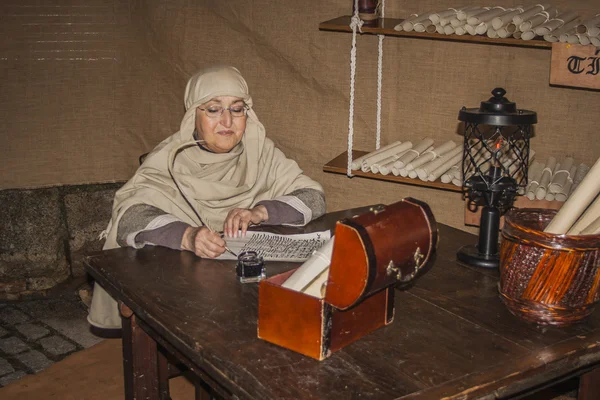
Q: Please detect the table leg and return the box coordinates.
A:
[120,302,163,400]
[579,367,600,400]
[121,303,134,399]
[195,379,221,400]
[158,349,171,400]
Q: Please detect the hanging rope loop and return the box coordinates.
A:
[347,0,385,175]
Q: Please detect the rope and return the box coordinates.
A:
[375,0,385,150]
[347,0,363,176]
[347,0,385,173]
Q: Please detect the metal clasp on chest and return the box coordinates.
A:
[386,247,424,282]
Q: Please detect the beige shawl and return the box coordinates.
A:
[103,65,323,250]
[89,66,323,328]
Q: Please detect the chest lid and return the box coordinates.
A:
[324,197,438,310]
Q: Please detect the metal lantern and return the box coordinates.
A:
[457,88,537,269]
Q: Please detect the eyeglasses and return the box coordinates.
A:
[198,104,248,118]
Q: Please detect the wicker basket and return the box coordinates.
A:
[499,208,600,326]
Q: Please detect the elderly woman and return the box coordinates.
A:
[88,66,326,329]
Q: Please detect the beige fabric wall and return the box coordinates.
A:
[1,0,599,232]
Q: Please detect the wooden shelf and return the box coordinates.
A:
[319,16,552,49]
[324,150,463,192]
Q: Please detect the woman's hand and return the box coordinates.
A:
[224,205,268,237]
[181,226,226,258]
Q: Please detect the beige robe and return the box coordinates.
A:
[88,66,323,328]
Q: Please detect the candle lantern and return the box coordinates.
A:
[457,88,537,268]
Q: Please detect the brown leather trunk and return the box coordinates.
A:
[258,198,438,360]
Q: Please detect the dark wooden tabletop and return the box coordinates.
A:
[85,206,600,400]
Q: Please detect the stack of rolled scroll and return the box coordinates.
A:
[393,5,599,45]
[525,157,589,202]
[352,138,467,184]
[543,156,600,235]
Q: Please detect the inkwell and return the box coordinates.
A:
[236,251,266,283]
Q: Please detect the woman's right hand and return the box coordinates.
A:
[181,226,226,258]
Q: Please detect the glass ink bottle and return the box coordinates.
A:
[236,251,266,283]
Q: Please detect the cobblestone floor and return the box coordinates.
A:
[0,290,102,387]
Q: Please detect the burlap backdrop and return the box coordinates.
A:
[1,0,598,231]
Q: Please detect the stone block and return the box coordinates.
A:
[0,370,26,386]
[0,357,15,376]
[39,335,77,356]
[14,350,52,373]
[64,184,121,277]
[14,298,86,320]
[0,337,30,355]
[15,323,50,341]
[0,307,31,324]
[0,188,69,298]
[0,325,7,337]
[42,317,103,348]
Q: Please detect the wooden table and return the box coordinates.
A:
[84,207,600,400]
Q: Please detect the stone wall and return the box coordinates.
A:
[0,184,122,300]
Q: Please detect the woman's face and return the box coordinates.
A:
[195,96,247,153]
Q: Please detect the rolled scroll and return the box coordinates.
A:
[525,161,544,200]
[520,30,538,41]
[425,24,438,33]
[513,4,551,26]
[282,237,334,292]
[405,140,456,171]
[535,11,579,36]
[555,165,577,202]
[487,28,499,38]
[544,157,600,234]
[519,7,558,32]
[370,147,411,174]
[429,8,461,24]
[441,161,461,183]
[548,157,574,193]
[351,141,402,170]
[439,13,457,26]
[468,7,506,26]
[401,10,436,32]
[378,158,399,175]
[543,19,581,42]
[394,138,434,169]
[465,24,478,35]
[361,141,412,172]
[580,215,600,235]
[567,195,600,235]
[492,7,525,30]
[572,163,590,190]
[457,7,490,22]
[567,34,591,45]
[455,25,468,35]
[496,23,517,38]
[429,151,463,182]
[577,14,600,36]
[535,157,557,200]
[444,24,458,35]
[414,19,434,32]
[394,13,419,31]
[417,146,462,181]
